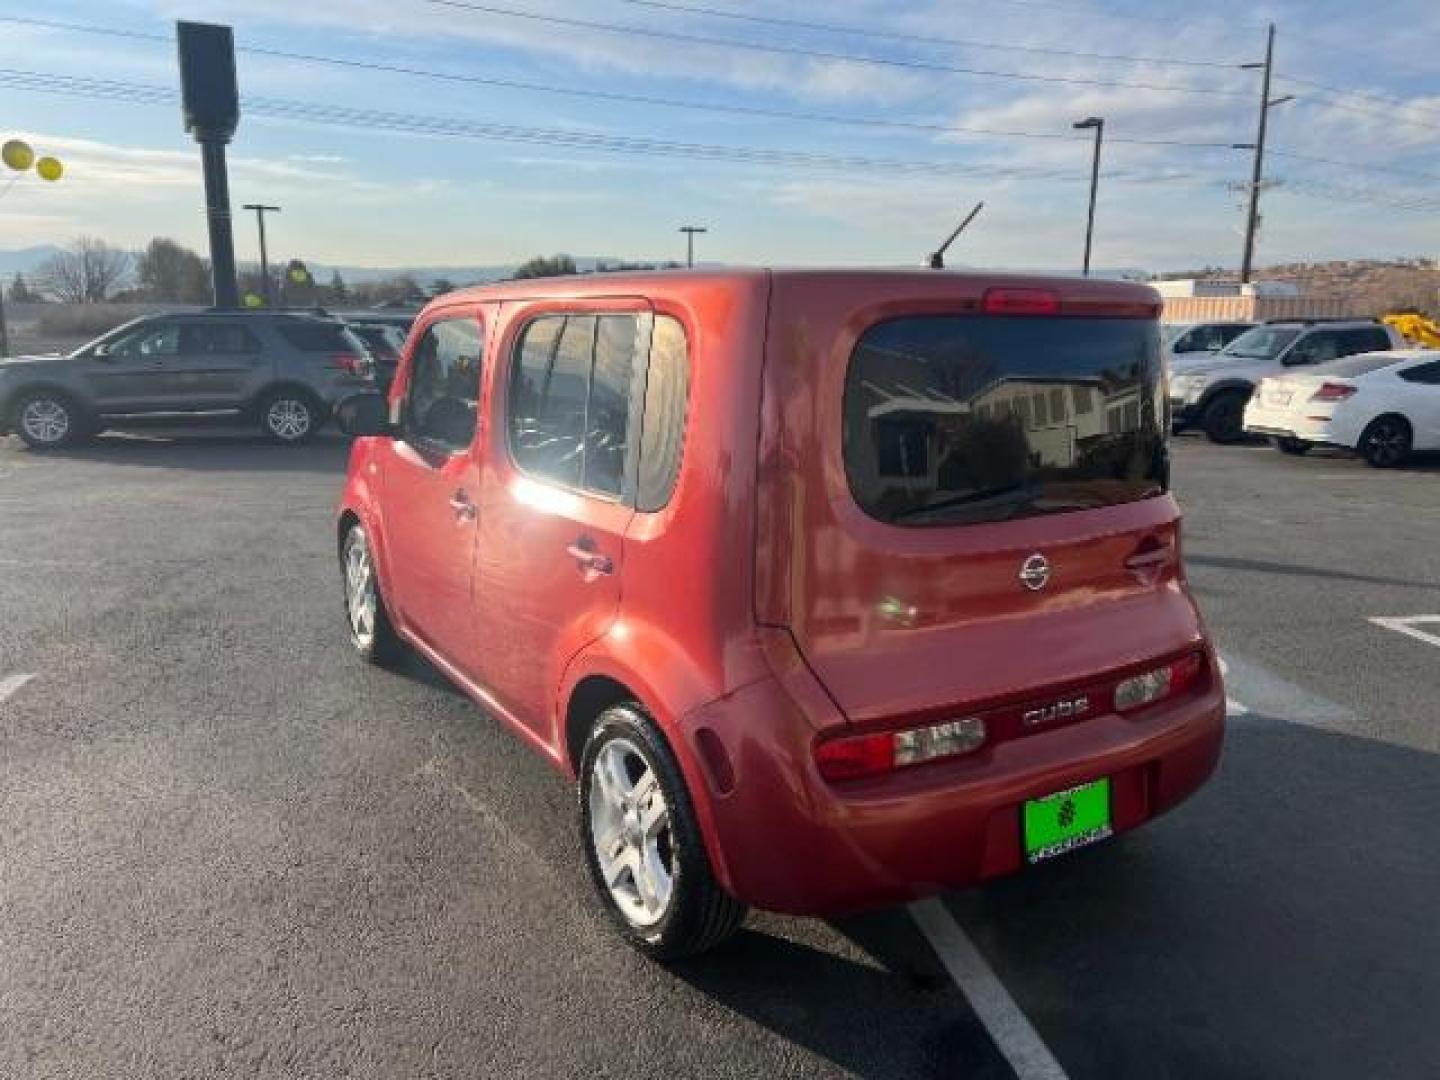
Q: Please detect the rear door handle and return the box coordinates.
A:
[566,539,614,576]
[448,491,476,521]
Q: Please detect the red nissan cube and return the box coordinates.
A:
[335,269,1225,959]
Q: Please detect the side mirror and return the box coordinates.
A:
[335,391,393,438]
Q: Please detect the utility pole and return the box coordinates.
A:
[1073,116,1104,276]
[1236,24,1294,285]
[243,203,281,306]
[679,225,708,268]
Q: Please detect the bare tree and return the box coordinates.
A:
[37,237,133,303]
[136,238,210,303]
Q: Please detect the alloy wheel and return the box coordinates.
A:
[19,398,70,445]
[1363,420,1408,467]
[266,398,312,441]
[588,738,675,928]
[343,530,377,648]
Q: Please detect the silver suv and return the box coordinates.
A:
[0,311,375,449]
[1169,319,1403,443]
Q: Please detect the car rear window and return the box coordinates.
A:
[843,316,1166,526]
[1313,354,1403,378]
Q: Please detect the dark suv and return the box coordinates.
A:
[0,310,374,449]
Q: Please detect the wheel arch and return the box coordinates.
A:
[3,381,93,422]
[558,652,737,897]
[248,380,327,418]
[1195,378,1255,412]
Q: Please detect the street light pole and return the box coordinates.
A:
[679,225,708,268]
[243,203,281,306]
[1073,116,1104,276]
[1236,24,1293,285]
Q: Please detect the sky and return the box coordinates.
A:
[0,0,1437,274]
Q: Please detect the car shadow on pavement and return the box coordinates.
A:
[12,430,354,475]
[939,719,1440,1080]
[394,648,1009,1079]
[1187,553,1440,592]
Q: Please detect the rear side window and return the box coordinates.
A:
[637,316,689,512]
[180,322,259,354]
[275,320,358,352]
[843,316,1165,526]
[1341,327,1392,354]
[1399,361,1440,385]
[509,314,642,498]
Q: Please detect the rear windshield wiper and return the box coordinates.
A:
[890,484,1035,522]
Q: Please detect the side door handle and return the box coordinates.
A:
[448,490,476,522]
[566,537,614,577]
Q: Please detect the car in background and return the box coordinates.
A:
[345,322,405,394]
[1169,319,1404,443]
[1243,350,1440,467]
[0,310,374,449]
[1163,321,1254,363]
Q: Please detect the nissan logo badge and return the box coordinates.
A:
[1019,554,1050,591]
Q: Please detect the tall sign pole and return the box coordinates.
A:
[177,22,241,308]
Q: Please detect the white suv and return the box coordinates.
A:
[1169,320,1404,443]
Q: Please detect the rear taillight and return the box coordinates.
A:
[982,287,1061,316]
[1114,652,1204,713]
[328,352,367,376]
[815,717,987,782]
[1310,382,1357,402]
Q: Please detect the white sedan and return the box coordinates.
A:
[1243,350,1440,467]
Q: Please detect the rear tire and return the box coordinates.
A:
[579,704,746,961]
[11,389,86,450]
[1201,391,1248,445]
[1275,437,1310,456]
[258,389,322,444]
[1358,415,1412,469]
[340,523,404,665]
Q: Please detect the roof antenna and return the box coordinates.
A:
[928,201,984,269]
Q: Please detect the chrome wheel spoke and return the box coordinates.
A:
[588,735,676,929]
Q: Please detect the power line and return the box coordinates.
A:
[0,15,1241,150]
[421,0,1255,97]
[1278,73,1440,117]
[5,68,1436,214]
[609,0,1239,69]
[1267,149,1440,186]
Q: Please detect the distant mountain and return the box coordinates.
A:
[0,248,666,287]
[0,246,64,275]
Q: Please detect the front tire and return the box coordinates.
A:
[340,523,404,665]
[259,389,321,444]
[1358,415,1412,469]
[11,390,85,450]
[1201,391,1248,444]
[580,704,746,961]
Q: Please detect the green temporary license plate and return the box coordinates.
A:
[1023,778,1113,864]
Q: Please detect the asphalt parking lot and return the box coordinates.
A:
[1,429,1436,1079]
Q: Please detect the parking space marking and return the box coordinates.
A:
[1216,656,1248,716]
[1369,615,1440,650]
[0,673,38,704]
[1215,651,1354,730]
[909,898,1069,1080]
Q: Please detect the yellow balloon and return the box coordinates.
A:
[2,139,34,171]
[35,156,63,182]
[243,293,264,308]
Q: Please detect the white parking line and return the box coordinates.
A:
[0,672,37,704]
[910,898,1070,1080]
[1217,656,1248,716]
[1369,615,1440,650]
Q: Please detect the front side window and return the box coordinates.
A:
[98,322,181,359]
[844,316,1165,526]
[509,313,642,498]
[402,315,484,453]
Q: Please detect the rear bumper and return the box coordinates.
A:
[680,669,1226,916]
[1243,405,1343,445]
